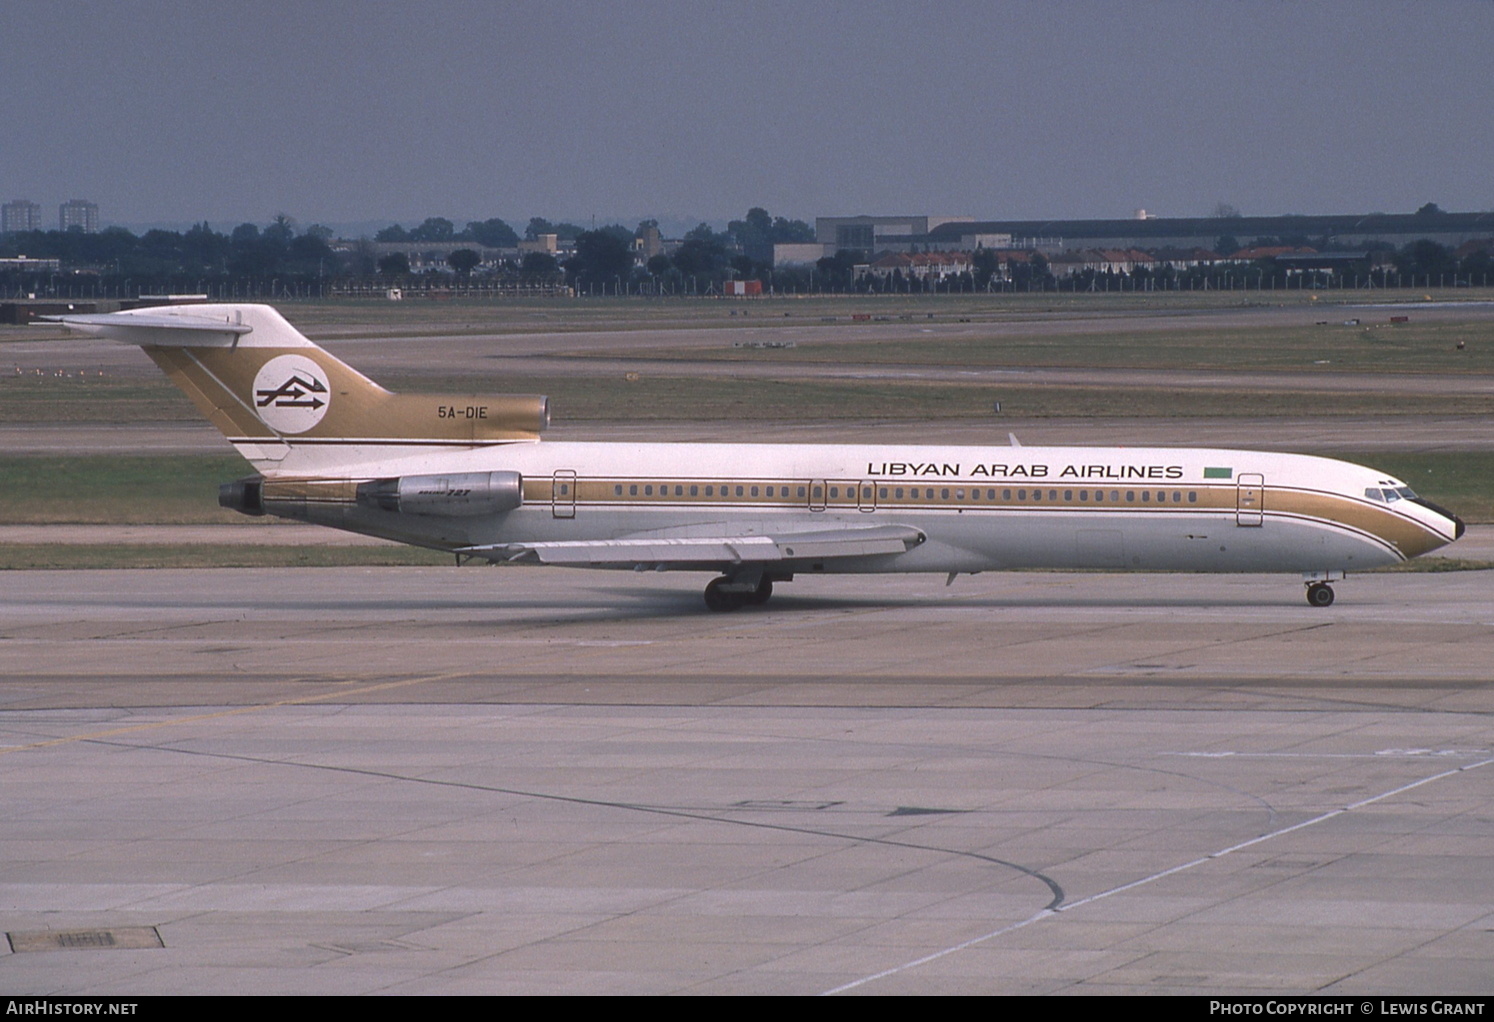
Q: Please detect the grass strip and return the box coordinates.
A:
[0,455,254,524]
[0,544,454,570]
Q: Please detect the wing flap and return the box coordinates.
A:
[464,523,924,567]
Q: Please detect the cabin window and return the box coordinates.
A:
[1188,491,1197,503]
[1064,490,1073,501]
[1003,489,1012,500]
[1033,489,1042,502]
[1094,490,1103,502]
[1173,491,1182,503]
[829,486,839,498]
[1126,491,1135,502]
[644,485,654,496]
[952,489,962,500]
[736,486,745,497]
[970,489,979,501]
[879,487,889,498]
[1156,491,1166,502]
[812,486,823,500]
[690,485,698,496]
[629,484,638,496]
[1079,490,1088,502]
[750,486,759,497]
[1111,490,1120,502]
[614,485,623,496]
[895,488,905,499]
[1141,491,1149,502]
[1048,490,1057,501]
[797,486,806,497]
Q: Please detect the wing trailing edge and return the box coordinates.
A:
[464,523,925,567]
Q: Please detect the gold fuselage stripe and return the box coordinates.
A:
[260,475,1448,560]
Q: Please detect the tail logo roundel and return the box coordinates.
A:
[252,354,332,434]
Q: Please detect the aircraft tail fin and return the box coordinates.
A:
[47,303,548,472]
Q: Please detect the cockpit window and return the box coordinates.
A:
[1365,487,1385,502]
[1395,486,1418,500]
[1383,488,1401,502]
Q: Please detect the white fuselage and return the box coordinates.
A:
[271,440,1461,577]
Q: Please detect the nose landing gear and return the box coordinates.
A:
[1305,582,1335,607]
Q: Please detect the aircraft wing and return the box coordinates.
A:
[461,523,925,567]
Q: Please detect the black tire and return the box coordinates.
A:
[1306,583,1335,608]
[703,577,741,612]
[745,578,773,605]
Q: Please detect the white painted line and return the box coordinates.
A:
[822,754,1494,995]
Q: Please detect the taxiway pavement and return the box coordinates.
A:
[2,567,1491,994]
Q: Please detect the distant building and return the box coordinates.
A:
[923,211,1494,253]
[815,215,972,254]
[771,242,831,267]
[518,233,559,256]
[864,251,974,280]
[2,199,42,234]
[59,199,100,233]
[0,256,61,272]
[632,224,664,262]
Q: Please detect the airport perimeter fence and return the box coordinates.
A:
[2,270,1492,302]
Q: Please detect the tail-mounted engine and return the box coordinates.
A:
[355,471,524,516]
[219,475,265,516]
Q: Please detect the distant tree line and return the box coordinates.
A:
[6,205,1487,298]
[0,207,818,296]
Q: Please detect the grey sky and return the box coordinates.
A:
[4,0,1492,231]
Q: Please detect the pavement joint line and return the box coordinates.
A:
[0,671,467,758]
[821,752,1494,996]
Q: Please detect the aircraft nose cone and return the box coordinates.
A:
[1410,497,1464,542]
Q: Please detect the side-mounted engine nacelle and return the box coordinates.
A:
[355,471,524,517]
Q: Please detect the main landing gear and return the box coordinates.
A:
[1305,582,1335,607]
[703,575,774,612]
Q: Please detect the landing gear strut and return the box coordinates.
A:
[703,575,774,612]
[1305,582,1335,607]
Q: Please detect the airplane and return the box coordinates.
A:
[47,303,1464,611]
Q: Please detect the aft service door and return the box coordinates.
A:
[1236,473,1264,527]
[552,469,577,519]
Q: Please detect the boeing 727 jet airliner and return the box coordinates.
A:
[50,304,1464,610]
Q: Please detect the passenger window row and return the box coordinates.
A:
[595,483,1201,505]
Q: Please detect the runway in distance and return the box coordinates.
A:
[50,303,1464,610]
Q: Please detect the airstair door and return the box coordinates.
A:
[552,470,577,519]
[808,479,827,512]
